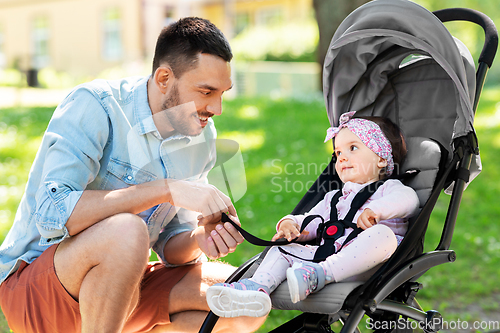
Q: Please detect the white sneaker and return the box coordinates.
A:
[206,279,271,318]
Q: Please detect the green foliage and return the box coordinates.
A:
[0,312,9,333]
[0,106,55,241]
[0,69,25,87]
[231,20,319,63]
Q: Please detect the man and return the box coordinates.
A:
[0,18,265,332]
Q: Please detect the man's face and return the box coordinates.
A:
[160,53,232,137]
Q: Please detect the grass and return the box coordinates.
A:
[0,86,499,332]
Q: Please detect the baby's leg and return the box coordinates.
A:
[250,244,316,292]
[320,224,397,283]
[206,244,316,317]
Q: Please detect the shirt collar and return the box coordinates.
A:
[133,75,157,136]
[133,75,192,143]
[342,181,376,196]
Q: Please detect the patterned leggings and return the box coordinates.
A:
[249,224,398,292]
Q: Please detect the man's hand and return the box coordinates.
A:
[272,219,309,242]
[357,208,378,230]
[193,215,244,259]
[166,179,237,220]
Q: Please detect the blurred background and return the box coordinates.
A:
[0,0,498,97]
[1,0,500,332]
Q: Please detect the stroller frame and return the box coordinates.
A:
[199,3,498,333]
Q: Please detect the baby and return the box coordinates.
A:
[206,111,420,318]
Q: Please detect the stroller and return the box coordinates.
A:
[201,0,498,332]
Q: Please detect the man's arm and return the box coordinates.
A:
[65,182,166,236]
[67,179,237,236]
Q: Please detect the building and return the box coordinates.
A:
[0,0,313,80]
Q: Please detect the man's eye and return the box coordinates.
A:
[201,91,211,96]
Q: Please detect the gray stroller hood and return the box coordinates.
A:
[322,0,479,180]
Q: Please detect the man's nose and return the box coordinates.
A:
[206,96,223,116]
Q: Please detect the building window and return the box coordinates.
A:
[102,7,123,61]
[32,16,50,69]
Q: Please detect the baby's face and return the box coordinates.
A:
[334,128,387,184]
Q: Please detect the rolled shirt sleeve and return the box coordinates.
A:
[34,181,83,245]
[32,88,110,245]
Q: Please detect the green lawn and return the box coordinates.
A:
[0,86,499,332]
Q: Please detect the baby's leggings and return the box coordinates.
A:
[249,224,398,292]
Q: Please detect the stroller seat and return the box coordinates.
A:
[271,281,363,315]
[269,137,443,315]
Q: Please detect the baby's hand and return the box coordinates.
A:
[357,208,379,230]
[272,219,309,242]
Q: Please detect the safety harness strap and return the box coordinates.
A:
[312,179,387,262]
[221,170,419,262]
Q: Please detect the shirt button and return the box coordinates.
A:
[51,188,56,192]
[127,176,133,181]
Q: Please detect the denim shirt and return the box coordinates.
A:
[0,76,216,284]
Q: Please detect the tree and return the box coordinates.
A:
[313,0,372,72]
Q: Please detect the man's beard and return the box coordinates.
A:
[161,84,201,137]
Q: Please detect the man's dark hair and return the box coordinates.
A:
[152,17,233,78]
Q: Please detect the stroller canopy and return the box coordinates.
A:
[323,0,477,158]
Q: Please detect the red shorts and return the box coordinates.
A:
[0,244,198,333]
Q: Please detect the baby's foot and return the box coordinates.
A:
[206,279,271,317]
[286,262,326,303]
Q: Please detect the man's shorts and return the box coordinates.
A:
[0,244,199,333]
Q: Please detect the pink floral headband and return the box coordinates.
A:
[325,111,394,176]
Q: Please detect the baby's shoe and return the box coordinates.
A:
[206,279,271,318]
[286,262,326,303]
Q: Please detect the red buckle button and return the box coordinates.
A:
[326,226,338,236]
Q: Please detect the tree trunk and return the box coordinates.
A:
[313,0,372,84]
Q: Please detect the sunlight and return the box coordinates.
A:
[0,127,17,150]
[474,102,500,129]
[492,132,500,148]
[324,141,334,154]
[218,130,265,151]
[237,105,260,119]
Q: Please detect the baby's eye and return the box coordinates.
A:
[335,150,342,157]
[350,145,358,151]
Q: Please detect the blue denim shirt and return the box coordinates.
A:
[0,76,216,284]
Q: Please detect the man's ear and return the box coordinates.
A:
[154,66,174,94]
